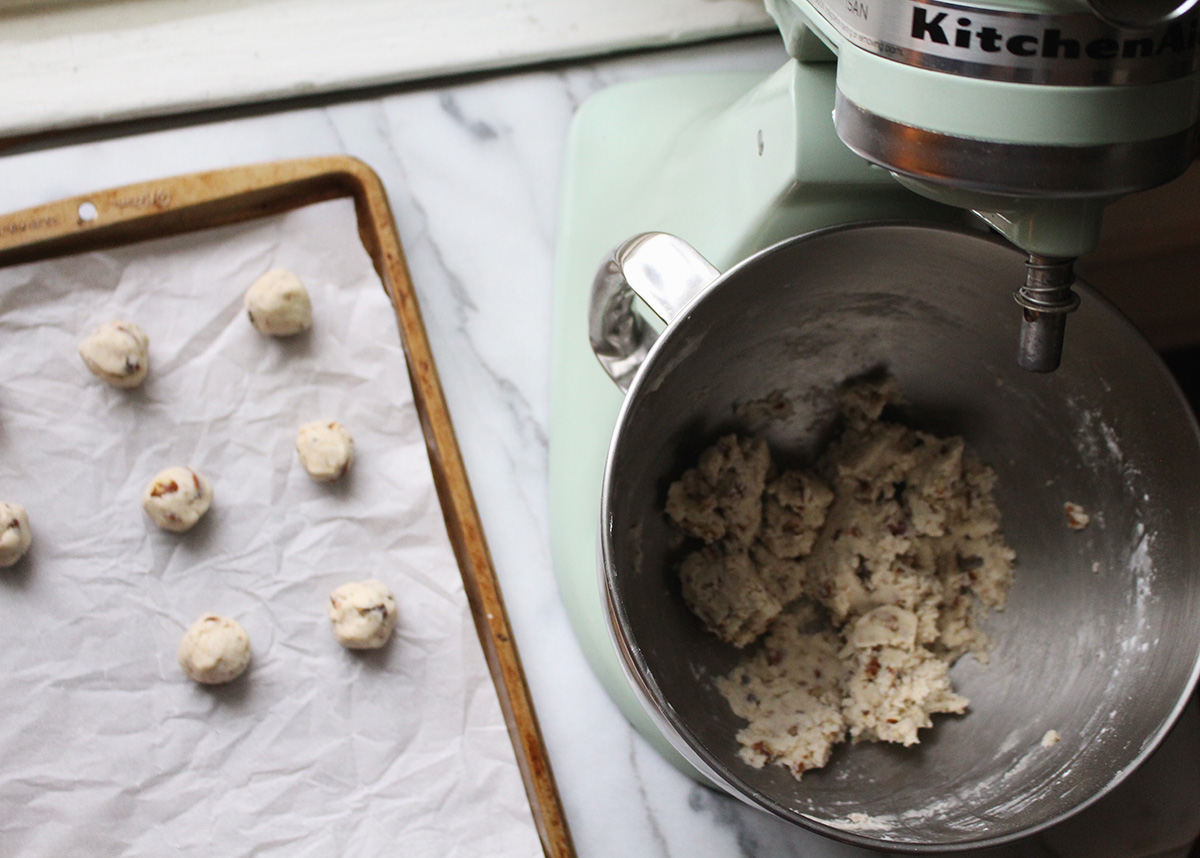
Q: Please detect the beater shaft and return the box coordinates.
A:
[1014,255,1080,373]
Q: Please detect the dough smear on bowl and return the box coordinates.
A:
[0,502,31,568]
[142,466,213,532]
[178,614,250,684]
[78,319,150,388]
[667,376,1015,779]
[245,268,313,336]
[296,420,354,482]
[328,579,398,650]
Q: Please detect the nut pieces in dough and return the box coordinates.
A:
[668,376,1016,780]
[178,614,251,684]
[0,503,31,568]
[78,320,150,388]
[328,579,398,650]
[244,268,313,336]
[142,466,213,532]
[1064,501,1090,530]
[296,420,354,482]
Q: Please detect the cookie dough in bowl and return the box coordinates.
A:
[78,319,150,388]
[296,420,354,482]
[328,579,398,650]
[0,503,31,568]
[178,614,251,684]
[671,378,1013,781]
[244,268,313,336]
[142,466,213,532]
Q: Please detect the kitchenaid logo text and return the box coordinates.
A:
[911,8,1199,61]
[807,0,1200,83]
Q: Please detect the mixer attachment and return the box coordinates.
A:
[1014,255,1082,373]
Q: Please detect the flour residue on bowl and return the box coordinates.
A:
[1064,397,1161,683]
[1126,525,1160,651]
[826,811,897,833]
[1069,399,1126,470]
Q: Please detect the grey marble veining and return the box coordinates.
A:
[0,32,1196,858]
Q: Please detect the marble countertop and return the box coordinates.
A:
[1,32,1197,858]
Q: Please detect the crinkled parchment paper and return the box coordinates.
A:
[0,200,542,857]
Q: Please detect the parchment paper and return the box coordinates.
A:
[0,199,542,857]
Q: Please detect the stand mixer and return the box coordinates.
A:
[550,0,1200,849]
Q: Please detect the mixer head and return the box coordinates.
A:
[771,0,1200,370]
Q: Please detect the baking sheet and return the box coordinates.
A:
[0,198,542,856]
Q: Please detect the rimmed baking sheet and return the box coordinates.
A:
[0,177,553,855]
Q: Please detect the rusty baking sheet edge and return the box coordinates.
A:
[0,155,576,858]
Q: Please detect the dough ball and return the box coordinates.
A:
[178,614,250,684]
[0,503,31,568]
[296,420,354,482]
[78,320,149,388]
[244,268,312,336]
[328,579,398,650]
[142,466,213,532]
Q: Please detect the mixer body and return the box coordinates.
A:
[773,0,1200,369]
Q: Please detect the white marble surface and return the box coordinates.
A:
[0,33,1197,858]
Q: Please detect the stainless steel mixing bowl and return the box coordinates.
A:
[592,224,1200,851]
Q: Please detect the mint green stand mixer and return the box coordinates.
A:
[550,0,1200,795]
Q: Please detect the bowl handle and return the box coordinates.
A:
[587,232,719,392]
